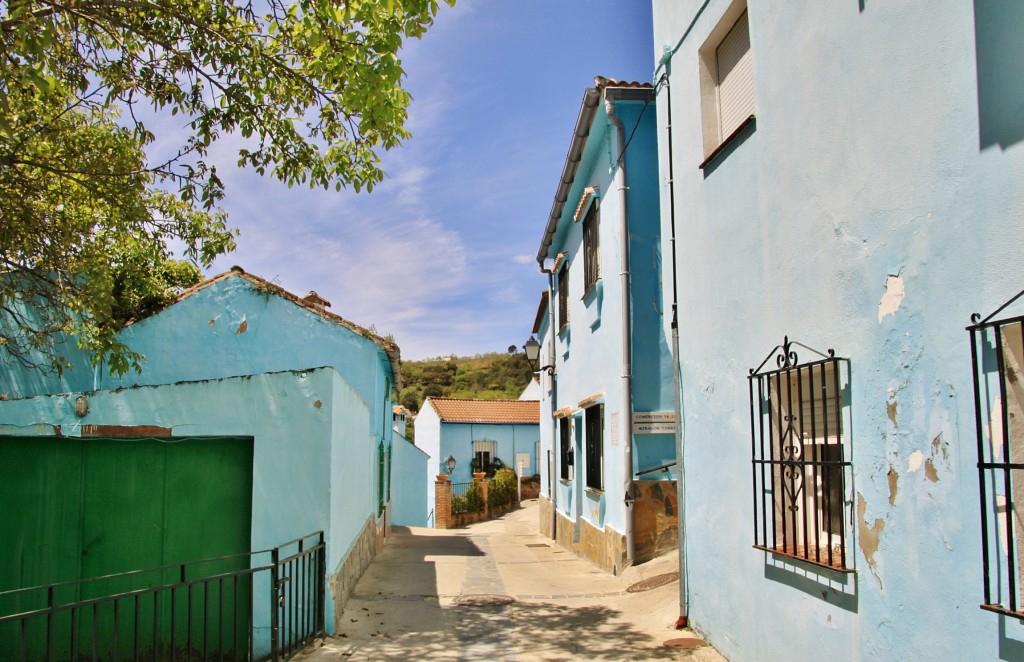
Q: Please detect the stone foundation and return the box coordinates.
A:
[328,514,380,632]
[539,496,628,574]
[537,486,677,572]
[538,494,554,538]
[633,480,679,563]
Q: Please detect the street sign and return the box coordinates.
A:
[632,411,676,434]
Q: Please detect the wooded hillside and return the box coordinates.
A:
[398,351,536,414]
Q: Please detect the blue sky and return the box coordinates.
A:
[203,1,655,360]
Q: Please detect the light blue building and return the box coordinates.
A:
[417,397,539,523]
[532,79,676,574]
[0,267,404,654]
[653,1,1024,660]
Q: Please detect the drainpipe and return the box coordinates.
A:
[539,261,558,540]
[659,58,689,626]
[605,90,635,566]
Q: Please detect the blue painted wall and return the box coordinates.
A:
[653,2,1024,660]
[0,272,404,652]
[439,421,539,485]
[0,368,351,653]
[391,435,429,527]
[535,87,673,545]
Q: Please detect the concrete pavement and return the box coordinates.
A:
[298,499,726,661]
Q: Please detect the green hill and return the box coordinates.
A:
[398,351,536,415]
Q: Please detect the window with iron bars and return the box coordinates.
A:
[559,416,572,480]
[585,403,604,490]
[558,261,570,331]
[749,337,852,571]
[583,201,600,293]
[969,289,1024,618]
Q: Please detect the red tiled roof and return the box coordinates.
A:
[426,398,540,424]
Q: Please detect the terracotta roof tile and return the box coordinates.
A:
[427,398,540,424]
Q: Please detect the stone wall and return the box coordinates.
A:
[538,488,675,572]
[540,496,628,575]
[633,480,678,563]
[520,477,541,500]
[328,514,378,630]
[538,495,554,538]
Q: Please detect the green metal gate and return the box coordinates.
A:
[0,435,253,658]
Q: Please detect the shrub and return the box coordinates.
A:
[488,467,518,508]
[452,482,484,514]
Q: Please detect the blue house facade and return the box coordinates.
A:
[0,268,403,653]
[653,2,1024,660]
[417,397,539,523]
[533,79,676,574]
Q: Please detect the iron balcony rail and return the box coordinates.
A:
[0,531,325,662]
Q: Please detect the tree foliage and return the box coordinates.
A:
[399,351,536,414]
[0,0,452,375]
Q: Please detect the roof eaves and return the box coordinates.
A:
[536,78,655,266]
[135,266,404,389]
[532,290,549,335]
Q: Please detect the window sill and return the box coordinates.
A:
[558,323,570,337]
[754,544,855,574]
[559,478,573,485]
[584,486,604,497]
[700,114,756,170]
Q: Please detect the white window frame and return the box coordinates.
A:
[472,440,497,472]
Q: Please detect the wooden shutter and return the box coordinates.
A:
[716,10,754,140]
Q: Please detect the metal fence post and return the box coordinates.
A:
[317,532,326,637]
[270,546,280,662]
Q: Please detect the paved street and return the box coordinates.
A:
[299,500,726,661]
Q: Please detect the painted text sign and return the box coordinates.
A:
[633,411,676,434]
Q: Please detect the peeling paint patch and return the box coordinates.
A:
[886,399,898,428]
[878,275,905,323]
[208,319,215,326]
[236,319,248,334]
[857,493,885,589]
[908,450,924,473]
[313,400,322,409]
[888,467,899,505]
[924,435,949,481]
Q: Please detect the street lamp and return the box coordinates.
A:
[522,336,555,376]
[444,455,457,475]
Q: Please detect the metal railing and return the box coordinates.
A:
[749,337,853,572]
[450,481,483,514]
[969,291,1024,619]
[0,532,325,662]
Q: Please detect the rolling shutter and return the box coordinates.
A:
[716,10,754,140]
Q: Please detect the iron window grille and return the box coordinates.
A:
[558,261,570,331]
[559,417,572,480]
[969,288,1024,619]
[585,404,604,490]
[749,337,853,571]
[583,201,600,293]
